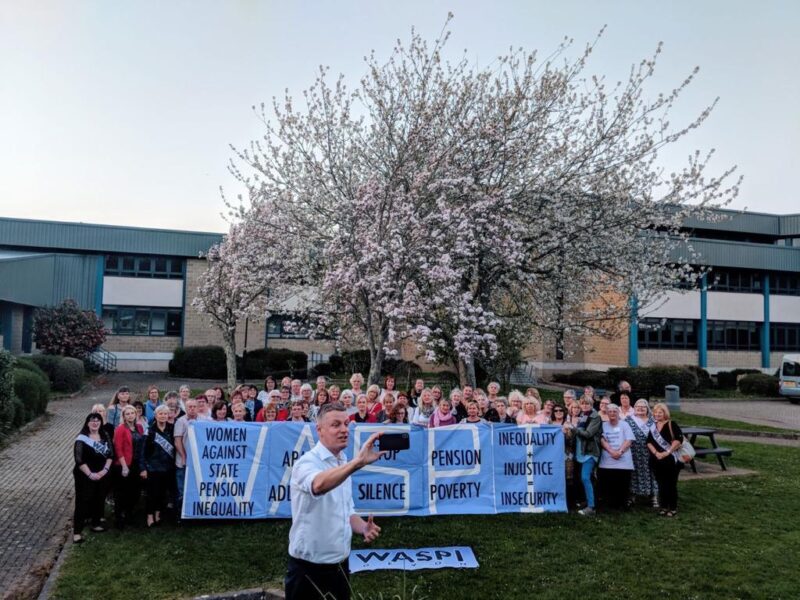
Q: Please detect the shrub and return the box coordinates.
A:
[553,370,610,388]
[53,357,85,393]
[30,354,63,382]
[241,348,308,379]
[33,299,106,359]
[11,397,26,428]
[738,373,780,397]
[607,366,699,396]
[328,355,344,374]
[687,365,713,390]
[717,369,761,390]
[169,346,227,379]
[12,369,49,421]
[340,350,371,378]
[0,350,15,436]
[309,362,332,378]
[381,358,423,381]
[14,357,50,383]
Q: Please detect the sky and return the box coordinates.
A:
[1,0,798,233]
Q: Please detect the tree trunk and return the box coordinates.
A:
[458,355,476,388]
[367,340,386,386]
[222,327,238,393]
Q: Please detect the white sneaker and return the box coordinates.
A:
[578,507,595,516]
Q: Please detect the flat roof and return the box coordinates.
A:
[0,216,223,257]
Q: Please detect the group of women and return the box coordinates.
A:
[72,375,686,541]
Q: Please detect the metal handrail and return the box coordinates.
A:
[88,346,117,373]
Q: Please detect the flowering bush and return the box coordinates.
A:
[33,299,106,358]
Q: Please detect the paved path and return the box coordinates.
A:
[680,400,800,431]
[0,373,221,599]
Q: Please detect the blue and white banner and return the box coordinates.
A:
[182,421,566,519]
[349,547,479,573]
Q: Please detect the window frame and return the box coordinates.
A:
[102,306,183,337]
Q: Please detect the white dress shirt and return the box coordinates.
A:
[288,441,355,564]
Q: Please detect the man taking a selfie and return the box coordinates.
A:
[286,402,384,600]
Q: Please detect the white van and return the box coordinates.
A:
[779,354,800,404]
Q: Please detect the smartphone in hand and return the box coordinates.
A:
[378,432,410,452]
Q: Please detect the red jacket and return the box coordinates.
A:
[114,423,144,466]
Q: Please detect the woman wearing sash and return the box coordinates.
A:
[73,413,114,543]
[410,388,435,427]
[626,399,658,508]
[572,395,602,516]
[139,404,175,527]
[647,402,684,517]
[113,405,144,528]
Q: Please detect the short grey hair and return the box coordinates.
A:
[317,402,346,421]
[606,403,620,414]
[154,404,171,415]
[563,389,576,399]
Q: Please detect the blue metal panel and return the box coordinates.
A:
[628,297,638,367]
[683,210,779,235]
[1,303,12,350]
[779,215,800,236]
[0,217,222,257]
[0,253,98,309]
[94,256,104,316]
[671,238,800,272]
[762,274,770,369]
[0,255,56,306]
[699,274,708,369]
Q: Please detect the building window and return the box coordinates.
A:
[104,255,184,279]
[771,323,800,352]
[267,315,310,339]
[771,272,800,296]
[266,315,334,340]
[102,306,182,336]
[707,268,762,293]
[638,318,697,349]
[706,320,761,351]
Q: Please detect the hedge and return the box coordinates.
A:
[12,369,49,422]
[27,354,84,392]
[30,354,63,382]
[0,350,15,437]
[717,369,761,390]
[241,348,308,379]
[52,357,85,393]
[169,346,228,379]
[738,373,780,397]
[14,357,50,383]
[552,370,610,388]
[607,366,699,396]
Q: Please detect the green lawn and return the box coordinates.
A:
[673,410,799,435]
[53,440,800,599]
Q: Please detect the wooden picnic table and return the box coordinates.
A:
[683,426,733,473]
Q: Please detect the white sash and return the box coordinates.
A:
[153,430,175,458]
[649,423,677,461]
[76,434,111,457]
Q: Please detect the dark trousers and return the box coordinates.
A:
[112,466,140,526]
[145,470,172,515]
[652,457,681,510]
[285,556,350,600]
[598,468,632,510]
[73,471,107,534]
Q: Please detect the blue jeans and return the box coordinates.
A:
[175,466,186,509]
[580,458,597,508]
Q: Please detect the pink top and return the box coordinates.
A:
[516,413,537,425]
[429,411,457,428]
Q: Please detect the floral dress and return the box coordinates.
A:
[625,415,658,497]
